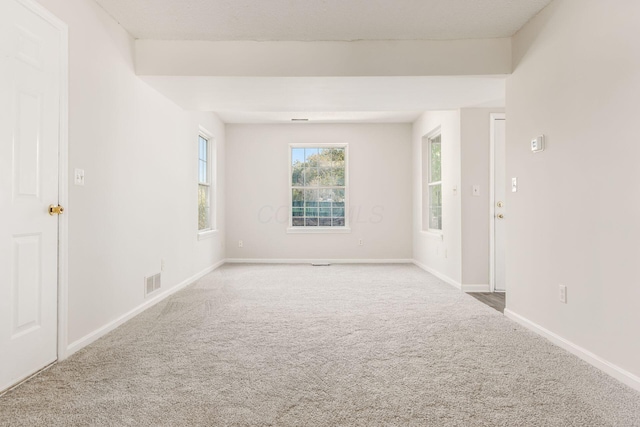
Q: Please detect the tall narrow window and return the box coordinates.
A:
[425,133,442,231]
[198,134,211,231]
[290,145,348,230]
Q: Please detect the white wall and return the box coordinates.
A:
[460,108,504,286]
[412,112,462,285]
[507,0,640,380]
[136,39,511,77]
[225,124,412,261]
[36,0,226,350]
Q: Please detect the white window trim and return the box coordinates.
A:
[197,126,216,237]
[287,143,351,234]
[423,128,443,235]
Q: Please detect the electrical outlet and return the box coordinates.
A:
[238,240,243,248]
[512,177,518,193]
[358,239,364,246]
[559,284,567,304]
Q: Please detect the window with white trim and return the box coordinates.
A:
[423,132,442,231]
[290,145,347,229]
[198,133,212,232]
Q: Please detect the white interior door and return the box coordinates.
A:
[0,0,61,392]
[492,116,506,292]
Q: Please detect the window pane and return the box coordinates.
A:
[319,167,336,186]
[305,148,319,167]
[332,207,345,217]
[430,135,441,183]
[198,184,210,230]
[292,218,305,227]
[292,163,304,186]
[331,148,345,164]
[304,189,318,207]
[318,149,333,168]
[429,184,442,230]
[303,168,319,187]
[292,189,304,206]
[334,167,345,186]
[319,218,332,226]
[199,136,207,160]
[199,159,207,183]
[318,188,334,202]
[332,217,345,226]
[333,189,345,203]
[305,218,319,226]
[292,148,305,166]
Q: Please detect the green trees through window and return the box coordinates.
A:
[428,134,442,230]
[291,146,346,227]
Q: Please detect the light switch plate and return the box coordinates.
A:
[74,168,85,186]
[511,177,518,192]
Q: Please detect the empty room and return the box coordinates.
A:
[1,0,639,425]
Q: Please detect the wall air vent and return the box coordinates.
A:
[144,273,161,297]
[291,118,309,122]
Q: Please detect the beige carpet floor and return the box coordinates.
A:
[1,264,639,426]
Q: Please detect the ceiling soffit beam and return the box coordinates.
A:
[135,39,511,77]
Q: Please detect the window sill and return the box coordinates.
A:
[197,229,218,240]
[420,230,443,241]
[287,227,352,234]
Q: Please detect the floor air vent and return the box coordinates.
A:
[145,273,161,296]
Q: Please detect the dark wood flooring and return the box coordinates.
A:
[468,292,505,313]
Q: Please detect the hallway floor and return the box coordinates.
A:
[468,292,506,313]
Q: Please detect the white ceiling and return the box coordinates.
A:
[95,0,552,41]
[141,76,505,123]
[97,0,520,122]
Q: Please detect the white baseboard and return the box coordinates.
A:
[225,258,413,264]
[461,284,491,293]
[505,309,640,392]
[65,260,225,358]
[412,260,461,290]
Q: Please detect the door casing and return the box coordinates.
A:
[489,113,506,293]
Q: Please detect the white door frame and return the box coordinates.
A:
[16,0,69,361]
[489,113,505,293]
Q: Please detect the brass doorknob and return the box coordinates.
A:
[496,213,504,219]
[49,205,65,216]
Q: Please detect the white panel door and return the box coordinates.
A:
[0,0,61,392]
[493,118,506,292]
